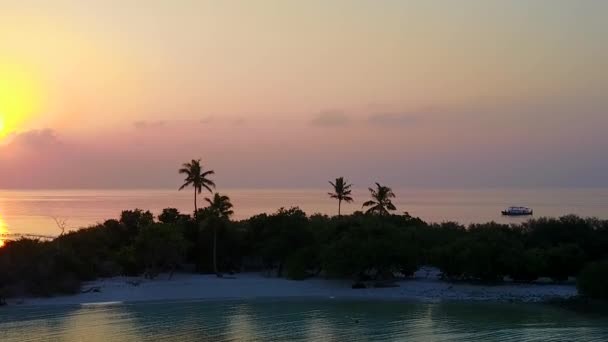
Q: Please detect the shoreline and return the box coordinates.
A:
[6,268,578,307]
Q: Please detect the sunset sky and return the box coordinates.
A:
[0,0,607,188]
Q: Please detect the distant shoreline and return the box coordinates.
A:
[9,268,577,307]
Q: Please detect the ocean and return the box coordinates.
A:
[1,188,607,237]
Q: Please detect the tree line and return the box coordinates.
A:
[1,159,607,301]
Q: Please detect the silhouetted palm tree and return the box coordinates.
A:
[178,159,215,221]
[362,183,396,215]
[205,193,233,275]
[205,193,234,219]
[328,177,354,216]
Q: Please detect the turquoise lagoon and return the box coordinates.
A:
[1,299,607,341]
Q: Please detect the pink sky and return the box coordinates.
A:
[1,1,607,188]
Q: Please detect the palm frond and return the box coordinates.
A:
[362,200,376,208]
[365,206,378,215]
[201,170,215,177]
[202,178,216,187]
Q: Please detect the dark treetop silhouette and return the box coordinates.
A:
[178,159,215,221]
[328,177,354,216]
[362,182,397,215]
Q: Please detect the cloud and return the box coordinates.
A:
[134,120,167,129]
[232,117,246,126]
[310,110,351,127]
[5,129,61,149]
[367,113,419,126]
[200,116,214,124]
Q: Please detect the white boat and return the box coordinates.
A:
[501,206,533,216]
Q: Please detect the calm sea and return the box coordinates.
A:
[1,188,607,236]
[1,299,608,341]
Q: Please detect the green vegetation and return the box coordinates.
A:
[1,166,607,299]
[2,211,607,298]
[577,260,608,299]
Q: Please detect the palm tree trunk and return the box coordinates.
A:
[338,199,342,216]
[213,224,218,275]
[194,187,198,221]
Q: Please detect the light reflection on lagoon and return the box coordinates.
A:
[2,300,607,341]
[61,305,139,342]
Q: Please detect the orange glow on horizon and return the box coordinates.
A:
[0,217,7,247]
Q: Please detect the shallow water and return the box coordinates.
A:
[1,300,607,341]
[1,188,607,236]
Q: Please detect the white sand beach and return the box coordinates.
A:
[11,267,577,307]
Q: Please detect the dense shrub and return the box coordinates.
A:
[158,208,191,225]
[544,244,585,282]
[435,223,521,282]
[285,248,317,280]
[577,260,608,299]
[509,248,545,283]
[135,223,187,278]
[321,217,420,280]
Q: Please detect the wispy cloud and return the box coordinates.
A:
[310,110,351,127]
[200,116,214,124]
[367,113,420,126]
[7,129,61,148]
[134,120,167,129]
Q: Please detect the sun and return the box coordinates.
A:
[0,63,40,137]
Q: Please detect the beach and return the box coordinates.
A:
[12,268,577,307]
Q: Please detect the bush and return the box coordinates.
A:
[158,208,191,224]
[435,223,520,282]
[285,249,313,280]
[544,244,585,282]
[135,223,187,278]
[115,245,141,276]
[120,209,154,237]
[577,260,608,299]
[509,248,545,283]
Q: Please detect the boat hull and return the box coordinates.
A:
[501,211,533,216]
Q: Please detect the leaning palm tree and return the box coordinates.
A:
[328,177,354,216]
[205,193,234,275]
[362,182,397,215]
[178,159,215,221]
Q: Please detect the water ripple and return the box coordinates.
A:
[2,300,608,341]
